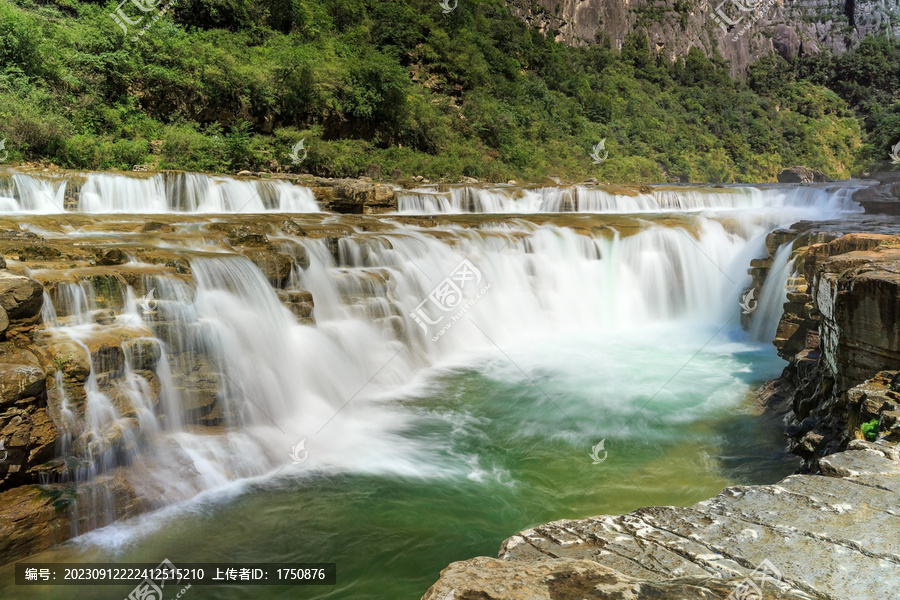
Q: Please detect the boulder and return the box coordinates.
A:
[91,309,116,325]
[0,355,46,406]
[853,177,900,215]
[776,166,832,184]
[124,338,162,371]
[0,271,43,320]
[365,163,383,179]
[96,248,129,265]
[315,179,397,214]
[207,223,269,246]
[239,249,294,287]
[280,290,315,324]
[46,341,92,381]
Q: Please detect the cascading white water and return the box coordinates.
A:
[24,178,864,543]
[397,184,862,215]
[0,173,67,212]
[0,170,319,213]
[749,242,797,343]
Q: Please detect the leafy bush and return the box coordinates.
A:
[108,138,149,170]
[59,134,103,169]
[0,2,40,73]
[861,418,880,441]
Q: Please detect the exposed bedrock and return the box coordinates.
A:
[424,442,900,600]
[740,210,900,473]
[505,0,900,76]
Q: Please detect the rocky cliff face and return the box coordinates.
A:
[742,207,900,472]
[507,0,900,74]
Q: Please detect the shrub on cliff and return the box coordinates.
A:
[861,418,880,441]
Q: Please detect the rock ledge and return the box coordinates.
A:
[423,441,900,600]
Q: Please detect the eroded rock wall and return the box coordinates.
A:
[506,0,900,75]
[740,209,900,472]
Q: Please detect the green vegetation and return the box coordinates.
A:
[0,0,893,181]
[861,418,880,441]
[794,36,900,169]
[38,485,77,510]
[50,354,71,371]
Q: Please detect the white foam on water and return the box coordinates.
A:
[27,177,862,550]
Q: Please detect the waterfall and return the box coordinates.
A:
[397,184,862,215]
[0,171,319,213]
[749,242,797,343]
[0,173,67,212]
[19,174,864,540]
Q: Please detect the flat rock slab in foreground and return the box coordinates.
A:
[423,442,900,600]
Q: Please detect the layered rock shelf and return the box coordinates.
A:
[747,218,900,472]
[423,441,900,600]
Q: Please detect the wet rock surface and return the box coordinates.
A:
[853,172,900,215]
[424,444,900,600]
[0,270,43,321]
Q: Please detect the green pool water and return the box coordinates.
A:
[0,327,798,600]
